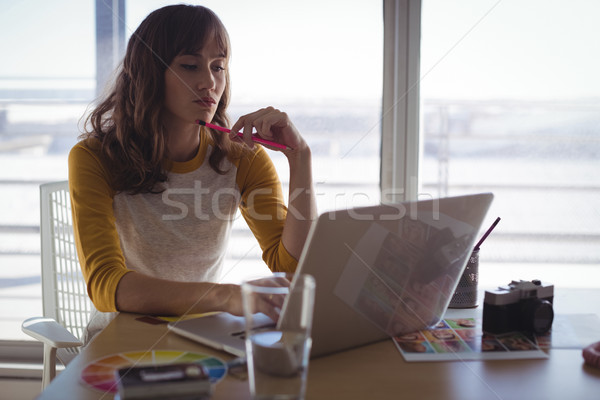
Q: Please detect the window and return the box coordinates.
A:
[0,0,382,342]
[419,0,600,283]
[0,1,95,342]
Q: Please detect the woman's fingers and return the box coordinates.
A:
[248,275,291,322]
[231,107,273,140]
[243,118,255,149]
[223,276,293,324]
[255,292,286,322]
[231,107,299,151]
[260,302,281,323]
[264,292,286,309]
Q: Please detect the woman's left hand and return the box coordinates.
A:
[230,107,307,155]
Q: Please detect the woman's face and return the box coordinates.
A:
[163,39,227,130]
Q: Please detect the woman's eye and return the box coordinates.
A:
[181,64,197,71]
[212,65,225,72]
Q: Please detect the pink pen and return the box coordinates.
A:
[196,120,291,150]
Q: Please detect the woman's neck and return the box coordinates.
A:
[166,124,201,162]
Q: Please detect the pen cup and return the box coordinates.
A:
[449,249,479,308]
[242,273,315,400]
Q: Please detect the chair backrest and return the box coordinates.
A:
[40,181,95,341]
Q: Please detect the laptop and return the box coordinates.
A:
[168,193,494,358]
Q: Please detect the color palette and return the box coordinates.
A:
[80,350,227,393]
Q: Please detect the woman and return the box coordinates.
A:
[69,4,316,342]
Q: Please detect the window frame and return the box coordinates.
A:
[381,0,422,203]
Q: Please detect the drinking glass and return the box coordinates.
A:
[241,273,315,400]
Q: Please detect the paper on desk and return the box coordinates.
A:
[393,317,548,362]
[393,314,600,362]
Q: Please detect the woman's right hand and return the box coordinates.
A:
[217,278,289,322]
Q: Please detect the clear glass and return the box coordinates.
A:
[0,0,95,340]
[420,0,600,271]
[242,273,315,400]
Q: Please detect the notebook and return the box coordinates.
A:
[168,193,494,358]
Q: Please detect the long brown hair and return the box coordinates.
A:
[83,5,237,194]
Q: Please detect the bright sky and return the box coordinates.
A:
[420,0,600,100]
[1,0,599,101]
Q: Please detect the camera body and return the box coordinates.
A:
[483,280,554,335]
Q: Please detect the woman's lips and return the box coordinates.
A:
[194,97,216,107]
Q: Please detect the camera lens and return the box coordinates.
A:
[521,299,554,334]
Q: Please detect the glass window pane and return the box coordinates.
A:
[0,1,95,341]
[420,0,600,283]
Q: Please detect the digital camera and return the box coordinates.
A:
[482,280,554,335]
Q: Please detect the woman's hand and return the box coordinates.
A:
[230,107,308,157]
[218,278,289,323]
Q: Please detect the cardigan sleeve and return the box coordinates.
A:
[235,147,298,273]
[68,139,131,312]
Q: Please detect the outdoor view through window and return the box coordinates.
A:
[419,0,600,270]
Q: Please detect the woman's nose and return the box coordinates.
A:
[196,66,216,90]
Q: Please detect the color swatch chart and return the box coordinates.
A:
[80,350,227,393]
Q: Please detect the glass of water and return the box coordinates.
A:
[241,273,315,400]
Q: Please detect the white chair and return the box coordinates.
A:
[21,181,96,389]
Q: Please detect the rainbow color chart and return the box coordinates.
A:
[80,350,227,393]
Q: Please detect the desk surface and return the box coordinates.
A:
[38,288,600,400]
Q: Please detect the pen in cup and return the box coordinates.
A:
[474,217,501,251]
[195,120,291,150]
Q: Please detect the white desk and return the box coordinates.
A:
[37,288,600,399]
